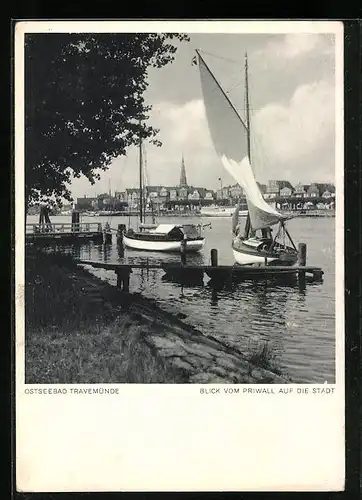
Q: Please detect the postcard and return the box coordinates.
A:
[15,20,344,492]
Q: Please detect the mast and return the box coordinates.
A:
[245,53,251,162]
[142,142,146,223]
[139,119,143,224]
[244,52,252,238]
[108,178,112,212]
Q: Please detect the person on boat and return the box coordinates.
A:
[261,227,272,240]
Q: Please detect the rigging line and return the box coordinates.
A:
[197,49,243,65]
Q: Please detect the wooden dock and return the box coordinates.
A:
[77,258,324,292]
[25,222,112,245]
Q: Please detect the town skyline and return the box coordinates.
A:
[73,177,336,214]
[68,31,336,200]
[74,158,336,201]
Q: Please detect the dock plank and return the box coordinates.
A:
[77,259,322,274]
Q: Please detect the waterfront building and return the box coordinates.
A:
[307,183,320,197]
[293,182,308,198]
[178,186,188,200]
[169,188,178,201]
[76,196,98,211]
[280,186,293,197]
[188,189,201,201]
[114,191,127,201]
[266,180,294,199]
[229,184,244,199]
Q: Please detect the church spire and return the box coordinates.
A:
[179,155,188,187]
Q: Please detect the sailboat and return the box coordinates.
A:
[196,50,298,266]
[123,124,205,253]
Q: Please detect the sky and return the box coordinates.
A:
[69,30,337,199]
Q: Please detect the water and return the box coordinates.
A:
[27,213,336,383]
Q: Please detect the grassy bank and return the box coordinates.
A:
[25,249,288,384]
[25,250,185,383]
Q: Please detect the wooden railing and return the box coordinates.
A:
[26,222,103,234]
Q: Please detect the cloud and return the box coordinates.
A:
[153,99,210,149]
[149,80,335,188]
[252,79,335,183]
[70,81,335,198]
[256,33,334,62]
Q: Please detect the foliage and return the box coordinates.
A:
[25,33,189,209]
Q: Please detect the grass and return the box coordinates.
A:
[25,249,186,383]
[245,340,285,377]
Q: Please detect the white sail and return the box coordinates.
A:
[197,52,287,230]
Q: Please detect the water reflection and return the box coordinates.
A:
[94,242,112,262]
[162,272,204,288]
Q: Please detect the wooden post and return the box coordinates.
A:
[117,224,125,244]
[211,248,218,267]
[298,243,307,266]
[313,269,324,281]
[180,237,187,265]
[116,224,124,254]
[116,270,122,288]
[123,272,130,292]
[117,227,124,257]
[71,211,80,232]
[298,242,307,287]
[115,267,131,292]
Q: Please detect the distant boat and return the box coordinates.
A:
[123,124,205,253]
[97,210,124,216]
[197,50,298,266]
[200,205,248,218]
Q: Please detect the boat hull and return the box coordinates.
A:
[123,235,205,253]
[233,249,279,266]
[232,242,298,267]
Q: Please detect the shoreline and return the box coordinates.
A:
[27,209,336,219]
[25,249,289,384]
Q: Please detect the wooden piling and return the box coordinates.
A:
[298,242,307,286]
[180,238,187,265]
[313,269,324,281]
[71,211,80,232]
[298,243,307,266]
[211,248,218,267]
[123,273,130,292]
[116,270,122,288]
[116,224,125,256]
[115,267,132,292]
[117,224,126,242]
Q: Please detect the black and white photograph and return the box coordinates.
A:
[15,20,345,492]
[22,25,340,385]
